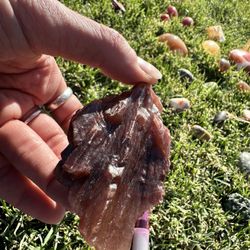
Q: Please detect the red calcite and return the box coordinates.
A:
[56,84,171,250]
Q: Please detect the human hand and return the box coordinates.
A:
[0,0,162,224]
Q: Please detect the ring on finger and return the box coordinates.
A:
[47,87,73,111]
[21,106,42,125]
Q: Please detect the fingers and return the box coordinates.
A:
[0,154,65,224]
[0,120,68,207]
[11,0,162,84]
[28,113,68,158]
[0,57,83,131]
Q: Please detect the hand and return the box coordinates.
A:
[0,0,162,224]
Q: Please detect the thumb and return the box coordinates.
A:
[12,0,162,84]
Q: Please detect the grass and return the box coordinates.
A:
[1,0,250,249]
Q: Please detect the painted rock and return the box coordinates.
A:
[169,98,190,112]
[236,81,250,92]
[182,17,194,26]
[178,68,195,82]
[204,82,218,88]
[160,13,170,22]
[219,58,230,72]
[206,25,225,42]
[229,49,250,73]
[222,193,250,222]
[243,40,250,52]
[239,152,250,175]
[213,111,229,125]
[112,0,126,12]
[159,33,188,56]
[166,5,178,17]
[242,109,250,121]
[191,125,212,141]
[202,40,220,56]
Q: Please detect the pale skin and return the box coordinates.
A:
[0,0,162,224]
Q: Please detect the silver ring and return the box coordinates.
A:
[47,87,73,110]
[21,106,42,124]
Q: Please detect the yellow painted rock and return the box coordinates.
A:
[159,33,188,56]
[202,40,220,56]
[206,25,225,42]
[243,40,250,52]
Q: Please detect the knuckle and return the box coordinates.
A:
[99,25,127,51]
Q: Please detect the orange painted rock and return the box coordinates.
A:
[159,33,188,56]
[202,40,220,56]
[236,81,250,92]
[229,49,250,74]
[206,25,225,42]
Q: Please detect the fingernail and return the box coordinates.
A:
[137,57,162,80]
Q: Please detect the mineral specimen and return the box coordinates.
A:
[56,84,171,250]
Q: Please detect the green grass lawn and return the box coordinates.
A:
[1,0,249,249]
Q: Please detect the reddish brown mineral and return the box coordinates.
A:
[56,84,171,250]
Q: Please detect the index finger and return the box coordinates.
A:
[10,0,162,84]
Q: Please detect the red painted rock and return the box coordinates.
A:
[56,84,171,250]
[166,5,178,17]
[159,33,188,56]
[229,49,250,74]
[160,13,170,22]
[182,17,194,26]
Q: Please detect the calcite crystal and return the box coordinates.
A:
[56,84,171,250]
